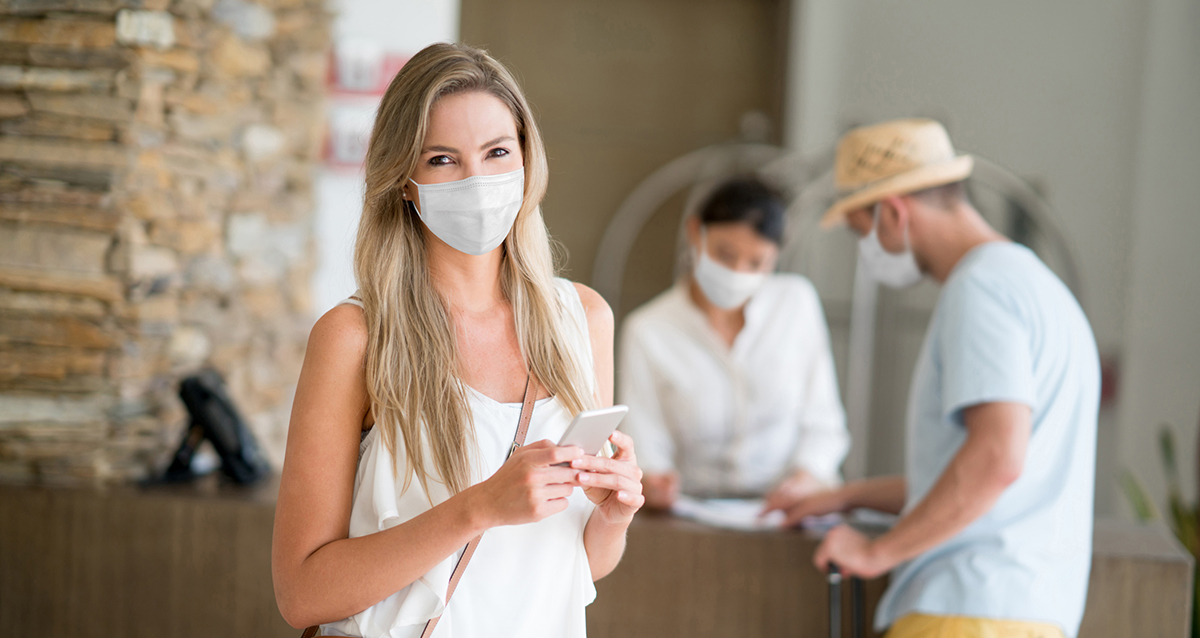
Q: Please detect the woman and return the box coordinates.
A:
[272,43,643,637]
[619,178,848,511]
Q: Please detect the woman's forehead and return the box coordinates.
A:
[705,222,778,252]
[425,91,517,147]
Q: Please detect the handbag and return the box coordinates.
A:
[302,373,541,638]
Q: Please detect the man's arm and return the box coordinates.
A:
[814,401,1031,578]
[770,475,907,523]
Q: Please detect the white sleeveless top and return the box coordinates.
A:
[321,278,598,638]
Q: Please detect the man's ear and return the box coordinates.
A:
[879,195,911,233]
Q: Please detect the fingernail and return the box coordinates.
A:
[578,473,589,482]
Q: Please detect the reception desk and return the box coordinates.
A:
[0,479,1193,637]
[589,512,1195,638]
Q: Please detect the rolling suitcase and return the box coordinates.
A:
[827,563,866,638]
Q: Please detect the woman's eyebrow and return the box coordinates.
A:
[479,135,515,149]
[421,136,514,154]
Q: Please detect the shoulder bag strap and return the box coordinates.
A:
[419,373,539,638]
[302,374,541,638]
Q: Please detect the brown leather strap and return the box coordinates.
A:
[301,374,540,638]
[420,373,539,638]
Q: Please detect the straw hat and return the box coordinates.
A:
[821,118,973,228]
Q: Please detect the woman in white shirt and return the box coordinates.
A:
[620,178,849,510]
[272,43,644,637]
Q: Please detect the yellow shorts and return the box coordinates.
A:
[886,613,1065,638]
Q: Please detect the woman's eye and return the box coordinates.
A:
[428,155,453,166]
[487,147,510,158]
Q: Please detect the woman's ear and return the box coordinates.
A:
[685,215,702,249]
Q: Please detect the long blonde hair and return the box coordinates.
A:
[354,43,595,496]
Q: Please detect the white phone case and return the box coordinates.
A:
[557,405,629,456]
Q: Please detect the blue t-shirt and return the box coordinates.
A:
[875,242,1099,637]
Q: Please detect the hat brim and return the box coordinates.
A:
[820,155,974,229]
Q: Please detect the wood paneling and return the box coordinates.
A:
[0,478,293,638]
[588,512,888,637]
[459,0,791,320]
[0,481,1192,637]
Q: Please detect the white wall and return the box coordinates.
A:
[786,0,1200,515]
[311,0,461,316]
[328,0,459,50]
[1116,0,1200,514]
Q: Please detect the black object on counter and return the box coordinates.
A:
[164,369,271,486]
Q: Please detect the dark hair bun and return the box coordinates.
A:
[698,177,786,245]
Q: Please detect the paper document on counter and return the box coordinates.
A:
[670,496,885,533]
[671,496,786,531]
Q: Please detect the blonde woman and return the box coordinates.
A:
[272,43,644,637]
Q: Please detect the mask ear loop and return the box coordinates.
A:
[404,178,425,218]
[873,201,913,254]
[693,224,711,269]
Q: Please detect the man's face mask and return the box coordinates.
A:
[857,203,922,289]
[410,168,525,256]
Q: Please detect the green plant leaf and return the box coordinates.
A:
[1160,424,1178,483]
[1120,469,1159,522]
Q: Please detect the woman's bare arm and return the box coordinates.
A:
[271,305,583,628]
[573,283,645,580]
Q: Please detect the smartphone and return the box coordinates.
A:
[557,405,630,457]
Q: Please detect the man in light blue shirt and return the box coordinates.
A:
[766,119,1099,638]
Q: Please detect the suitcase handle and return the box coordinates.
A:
[827,563,865,638]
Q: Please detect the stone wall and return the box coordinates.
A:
[0,0,329,483]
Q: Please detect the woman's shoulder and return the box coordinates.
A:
[766,272,817,294]
[557,278,613,338]
[307,301,369,365]
[764,272,821,306]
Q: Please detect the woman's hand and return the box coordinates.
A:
[763,485,852,527]
[641,471,680,510]
[570,430,645,526]
[468,439,584,528]
[762,469,827,514]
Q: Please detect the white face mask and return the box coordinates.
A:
[693,230,768,310]
[857,203,922,289]
[409,168,525,256]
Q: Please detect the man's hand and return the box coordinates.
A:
[641,471,680,510]
[813,524,893,579]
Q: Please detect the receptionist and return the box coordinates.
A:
[619,177,849,510]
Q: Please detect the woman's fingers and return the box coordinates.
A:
[536,483,577,500]
[536,466,583,486]
[570,453,642,481]
[577,470,640,494]
[607,430,637,461]
[523,442,583,467]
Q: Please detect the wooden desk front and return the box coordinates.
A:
[0,481,1192,637]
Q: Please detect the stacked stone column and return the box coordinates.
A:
[0,0,329,483]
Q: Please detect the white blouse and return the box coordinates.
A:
[321,278,597,638]
[618,274,849,496]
